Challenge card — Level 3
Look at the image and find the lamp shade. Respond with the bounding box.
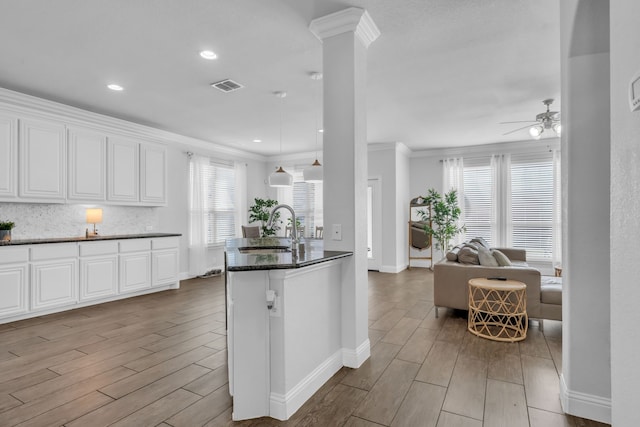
[303,159,323,182]
[269,166,293,187]
[529,125,543,139]
[86,208,103,224]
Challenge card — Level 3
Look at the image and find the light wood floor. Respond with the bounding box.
[0,269,609,427]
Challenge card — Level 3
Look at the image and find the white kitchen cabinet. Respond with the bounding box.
[0,113,18,200]
[107,136,139,203]
[19,117,66,201]
[68,127,106,201]
[0,247,29,319]
[151,237,179,287]
[79,241,118,301]
[119,239,151,293]
[140,143,167,205]
[30,243,78,311]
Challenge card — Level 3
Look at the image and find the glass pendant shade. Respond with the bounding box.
[529,125,543,139]
[303,159,323,182]
[269,166,293,187]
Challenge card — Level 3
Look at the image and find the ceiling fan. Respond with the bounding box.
[501,99,561,139]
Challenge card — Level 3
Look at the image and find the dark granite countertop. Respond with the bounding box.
[225,237,352,271]
[0,233,181,246]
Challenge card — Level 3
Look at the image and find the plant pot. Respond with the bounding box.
[0,229,11,242]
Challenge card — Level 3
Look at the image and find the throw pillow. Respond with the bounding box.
[477,245,499,266]
[492,249,512,266]
[458,247,480,265]
[464,241,480,251]
[446,245,462,261]
[470,237,490,249]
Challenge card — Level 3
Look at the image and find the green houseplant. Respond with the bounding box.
[0,220,15,242]
[418,188,465,255]
[248,198,281,237]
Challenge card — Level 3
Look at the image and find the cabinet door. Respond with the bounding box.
[0,113,18,200]
[152,249,178,287]
[68,127,106,201]
[119,253,150,293]
[107,137,139,203]
[0,264,28,318]
[80,255,118,301]
[31,259,78,311]
[19,117,66,201]
[140,143,167,205]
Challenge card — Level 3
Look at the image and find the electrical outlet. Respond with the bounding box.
[332,224,342,240]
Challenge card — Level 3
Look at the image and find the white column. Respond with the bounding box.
[560,1,611,423]
[309,8,380,368]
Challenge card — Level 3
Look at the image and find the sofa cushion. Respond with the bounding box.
[446,245,463,261]
[491,249,512,266]
[541,276,562,305]
[458,247,480,265]
[470,237,490,249]
[477,245,499,266]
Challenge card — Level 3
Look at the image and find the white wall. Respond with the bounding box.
[610,1,640,425]
[560,1,611,423]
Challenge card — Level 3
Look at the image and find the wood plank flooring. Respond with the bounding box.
[0,269,609,426]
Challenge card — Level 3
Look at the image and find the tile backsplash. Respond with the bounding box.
[0,203,159,240]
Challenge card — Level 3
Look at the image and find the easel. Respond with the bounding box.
[408,196,432,269]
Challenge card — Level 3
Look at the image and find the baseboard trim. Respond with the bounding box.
[269,349,343,420]
[379,264,407,273]
[342,338,371,368]
[560,374,611,424]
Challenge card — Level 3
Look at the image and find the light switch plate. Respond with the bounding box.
[332,224,342,240]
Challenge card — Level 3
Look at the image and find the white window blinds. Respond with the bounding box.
[277,168,323,237]
[463,157,493,246]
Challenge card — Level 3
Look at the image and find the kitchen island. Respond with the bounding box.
[225,237,353,421]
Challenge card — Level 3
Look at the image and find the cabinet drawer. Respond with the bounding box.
[119,239,151,253]
[0,246,29,264]
[152,237,179,250]
[79,241,118,257]
[30,243,77,261]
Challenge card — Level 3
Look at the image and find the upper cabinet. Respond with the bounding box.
[140,143,167,205]
[107,136,139,203]
[0,112,18,200]
[68,127,107,201]
[19,117,66,201]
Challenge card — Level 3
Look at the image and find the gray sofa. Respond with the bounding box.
[433,246,562,321]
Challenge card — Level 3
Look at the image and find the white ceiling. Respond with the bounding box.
[0,0,560,157]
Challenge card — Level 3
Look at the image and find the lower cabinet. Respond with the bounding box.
[30,243,78,312]
[79,241,119,302]
[0,236,179,323]
[0,247,29,318]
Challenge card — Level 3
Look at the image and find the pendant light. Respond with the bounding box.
[303,72,323,183]
[269,91,293,187]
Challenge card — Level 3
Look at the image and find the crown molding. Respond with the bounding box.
[0,86,266,162]
[309,7,380,48]
[409,138,561,158]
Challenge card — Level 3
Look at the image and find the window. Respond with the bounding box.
[461,151,560,262]
[191,160,237,245]
[277,168,323,237]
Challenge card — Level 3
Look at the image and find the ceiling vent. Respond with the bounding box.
[211,79,244,92]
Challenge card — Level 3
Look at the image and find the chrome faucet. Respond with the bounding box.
[266,204,298,249]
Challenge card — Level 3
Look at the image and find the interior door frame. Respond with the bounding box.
[367,177,382,271]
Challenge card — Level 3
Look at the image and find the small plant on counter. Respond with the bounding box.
[0,221,15,230]
[248,198,281,237]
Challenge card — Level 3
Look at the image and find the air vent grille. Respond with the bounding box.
[211,79,244,92]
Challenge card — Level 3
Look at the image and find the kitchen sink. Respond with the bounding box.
[237,247,290,254]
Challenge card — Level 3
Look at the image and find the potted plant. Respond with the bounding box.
[418,188,465,256]
[0,220,15,242]
[248,198,281,237]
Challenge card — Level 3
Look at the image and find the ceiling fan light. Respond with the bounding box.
[303,159,323,182]
[552,123,562,136]
[529,125,543,138]
[269,166,293,187]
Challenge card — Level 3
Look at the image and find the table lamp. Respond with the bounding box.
[86,208,103,237]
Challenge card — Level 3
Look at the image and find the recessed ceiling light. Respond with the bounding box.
[253,139,262,143]
[200,50,217,60]
[107,84,124,91]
